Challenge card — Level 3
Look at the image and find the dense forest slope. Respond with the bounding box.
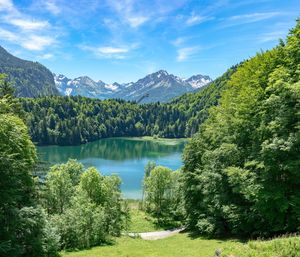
[183,19,300,237]
[22,67,234,146]
[0,46,59,97]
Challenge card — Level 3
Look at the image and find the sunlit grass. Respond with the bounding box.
[61,233,236,257]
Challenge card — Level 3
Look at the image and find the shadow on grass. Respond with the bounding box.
[62,238,117,253]
[184,229,247,244]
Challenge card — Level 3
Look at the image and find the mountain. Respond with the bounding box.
[55,70,212,103]
[115,70,212,103]
[0,46,59,97]
[54,74,121,99]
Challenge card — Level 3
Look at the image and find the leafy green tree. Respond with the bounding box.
[144,166,173,219]
[0,75,58,256]
[182,20,300,237]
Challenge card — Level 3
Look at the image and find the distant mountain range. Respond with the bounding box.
[0,46,59,97]
[0,45,212,102]
[54,70,212,103]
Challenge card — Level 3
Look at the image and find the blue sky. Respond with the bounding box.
[0,0,299,83]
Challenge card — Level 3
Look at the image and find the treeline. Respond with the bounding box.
[21,67,234,146]
[182,19,300,237]
[0,77,128,257]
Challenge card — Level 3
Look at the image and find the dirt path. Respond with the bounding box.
[127,227,185,240]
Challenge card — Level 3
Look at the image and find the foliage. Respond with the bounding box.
[223,236,300,257]
[20,65,236,146]
[143,166,185,223]
[0,46,59,97]
[0,77,58,257]
[183,19,300,237]
[43,160,127,250]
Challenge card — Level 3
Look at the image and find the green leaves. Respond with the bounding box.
[42,160,126,250]
[182,20,300,237]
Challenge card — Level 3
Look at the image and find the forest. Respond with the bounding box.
[0,19,299,257]
[21,66,236,146]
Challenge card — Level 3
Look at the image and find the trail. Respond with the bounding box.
[127,227,185,240]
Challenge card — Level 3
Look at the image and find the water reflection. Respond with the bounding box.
[37,137,186,199]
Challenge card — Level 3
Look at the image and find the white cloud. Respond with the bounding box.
[96,46,129,54]
[223,12,281,27]
[186,14,213,26]
[0,0,14,11]
[177,46,199,61]
[0,0,59,52]
[259,30,287,43]
[45,0,61,15]
[7,18,50,30]
[80,45,131,59]
[172,37,186,47]
[21,35,56,51]
[0,28,18,41]
[127,16,149,28]
[106,0,150,28]
[38,53,54,59]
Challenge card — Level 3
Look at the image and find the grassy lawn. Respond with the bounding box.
[61,234,300,257]
[61,233,236,257]
[126,200,181,232]
[223,236,300,257]
[61,202,300,257]
[128,208,162,232]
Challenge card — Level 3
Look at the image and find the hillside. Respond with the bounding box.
[21,66,234,146]
[0,46,59,97]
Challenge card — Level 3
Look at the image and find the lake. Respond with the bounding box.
[37,137,187,199]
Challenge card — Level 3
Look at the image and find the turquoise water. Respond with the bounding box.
[37,137,186,199]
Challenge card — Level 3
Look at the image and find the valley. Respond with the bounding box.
[0,1,299,256]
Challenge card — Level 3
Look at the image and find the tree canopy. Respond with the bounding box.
[182,19,300,237]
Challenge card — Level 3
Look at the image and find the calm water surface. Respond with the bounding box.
[37,137,186,199]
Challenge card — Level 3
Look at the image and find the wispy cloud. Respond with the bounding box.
[186,14,214,26]
[172,37,187,47]
[177,46,200,61]
[0,0,58,53]
[222,12,282,27]
[0,28,56,51]
[258,31,286,43]
[127,16,149,28]
[38,53,54,59]
[0,0,14,12]
[107,0,150,28]
[6,17,50,30]
[0,28,18,41]
[44,0,61,15]
[21,35,55,50]
[80,45,133,59]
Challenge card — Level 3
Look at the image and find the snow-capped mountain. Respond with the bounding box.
[54,74,121,99]
[113,70,212,103]
[184,74,212,89]
[54,70,212,103]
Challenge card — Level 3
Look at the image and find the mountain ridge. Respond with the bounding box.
[55,70,212,103]
[0,46,59,97]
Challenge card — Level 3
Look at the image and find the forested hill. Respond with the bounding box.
[0,46,59,97]
[21,66,236,146]
[183,19,300,237]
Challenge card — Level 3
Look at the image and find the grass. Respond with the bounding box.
[122,136,188,145]
[61,233,236,257]
[61,234,300,257]
[223,235,300,257]
[61,202,300,257]
[126,200,169,232]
